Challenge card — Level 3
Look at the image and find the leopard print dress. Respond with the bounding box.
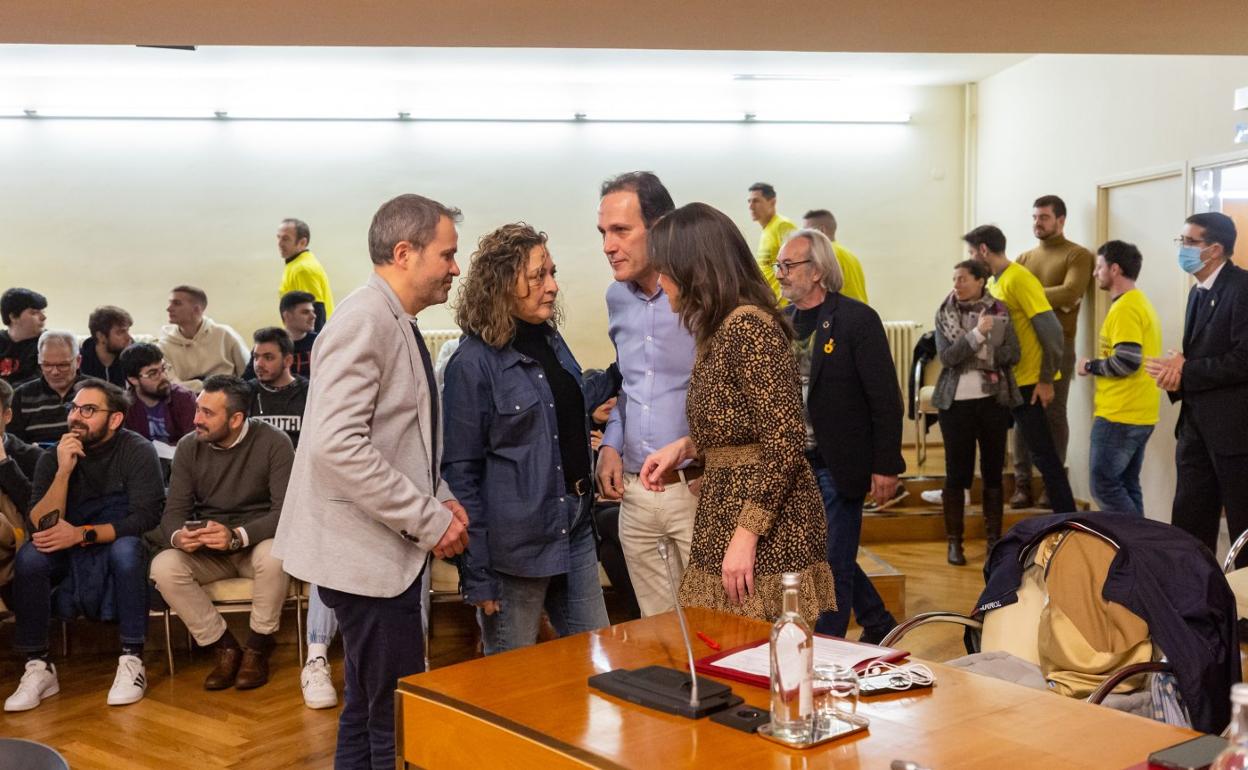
[676,306,836,625]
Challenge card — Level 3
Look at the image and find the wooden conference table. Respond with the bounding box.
[396,608,1198,769]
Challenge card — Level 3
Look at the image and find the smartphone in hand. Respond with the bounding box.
[37,511,60,532]
[185,519,209,531]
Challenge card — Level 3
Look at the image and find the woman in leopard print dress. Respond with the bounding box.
[639,203,835,625]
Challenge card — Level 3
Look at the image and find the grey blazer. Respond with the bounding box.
[273,273,454,598]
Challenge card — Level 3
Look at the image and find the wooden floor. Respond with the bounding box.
[0,540,992,769]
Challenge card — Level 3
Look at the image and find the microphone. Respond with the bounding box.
[657,536,698,709]
[588,536,742,718]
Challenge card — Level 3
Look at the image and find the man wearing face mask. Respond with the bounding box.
[1145,212,1248,565]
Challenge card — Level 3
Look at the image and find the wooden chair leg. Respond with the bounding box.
[60,621,68,657]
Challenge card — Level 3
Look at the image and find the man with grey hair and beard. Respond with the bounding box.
[778,229,905,643]
[275,194,469,769]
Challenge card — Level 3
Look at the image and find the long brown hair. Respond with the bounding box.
[647,202,790,348]
[453,223,557,349]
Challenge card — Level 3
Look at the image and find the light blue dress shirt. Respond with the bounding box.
[601,281,697,474]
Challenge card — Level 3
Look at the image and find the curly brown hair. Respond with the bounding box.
[453,223,557,349]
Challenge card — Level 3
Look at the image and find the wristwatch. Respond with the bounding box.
[80,525,97,547]
[228,529,243,551]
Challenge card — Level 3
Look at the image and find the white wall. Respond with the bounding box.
[0,85,965,368]
[975,54,1248,508]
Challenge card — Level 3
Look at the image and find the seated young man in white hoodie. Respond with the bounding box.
[158,286,249,393]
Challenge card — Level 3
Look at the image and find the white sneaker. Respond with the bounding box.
[301,657,338,709]
[920,489,972,505]
[107,654,147,706]
[4,659,59,712]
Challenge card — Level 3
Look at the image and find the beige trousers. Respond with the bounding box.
[150,538,289,646]
[618,472,699,616]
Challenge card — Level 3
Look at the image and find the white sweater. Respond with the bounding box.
[158,317,249,392]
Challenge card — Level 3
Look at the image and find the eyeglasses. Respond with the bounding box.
[40,361,74,372]
[66,403,115,418]
[138,363,174,381]
[773,259,812,276]
[1174,236,1208,247]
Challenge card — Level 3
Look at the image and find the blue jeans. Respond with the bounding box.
[12,536,148,653]
[306,585,339,647]
[478,497,609,656]
[1090,417,1154,516]
[810,464,896,638]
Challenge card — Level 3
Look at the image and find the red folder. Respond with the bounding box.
[692,633,910,690]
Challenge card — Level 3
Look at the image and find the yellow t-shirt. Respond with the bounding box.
[833,242,869,304]
[756,214,797,303]
[988,262,1057,387]
[1094,288,1162,425]
[280,250,335,320]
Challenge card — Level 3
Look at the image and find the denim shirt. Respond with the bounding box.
[441,329,618,603]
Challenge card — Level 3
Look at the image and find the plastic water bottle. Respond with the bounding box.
[1213,683,1248,770]
[770,572,814,741]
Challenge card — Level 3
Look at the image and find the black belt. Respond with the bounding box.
[568,477,592,496]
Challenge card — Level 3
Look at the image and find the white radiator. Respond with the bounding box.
[882,321,921,396]
[421,328,462,362]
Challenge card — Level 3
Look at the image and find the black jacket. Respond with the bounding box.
[976,512,1240,734]
[787,292,905,498]
[78,341,128,388]
[0,433,43,516]
[1173,262,1248,455]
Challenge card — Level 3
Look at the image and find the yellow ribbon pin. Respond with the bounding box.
[824,338,836,354]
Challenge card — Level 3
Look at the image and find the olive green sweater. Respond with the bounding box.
[160,419,294,547]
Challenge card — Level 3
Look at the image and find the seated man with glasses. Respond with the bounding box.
[119,342,196,449]
[8,330,88,447]
[5,379,164,712]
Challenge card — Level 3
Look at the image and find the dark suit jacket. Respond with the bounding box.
[1174,262,1248,455]
[788,292,906,498]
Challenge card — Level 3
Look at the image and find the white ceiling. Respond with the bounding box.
[0,46,1030,87]
[0,46,1030,121]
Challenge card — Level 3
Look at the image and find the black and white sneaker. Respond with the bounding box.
[107,654,146,706]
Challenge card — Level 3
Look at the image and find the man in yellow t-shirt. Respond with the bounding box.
[1076,241,1161,516]
[802,209,869,304]
[277,218,335,331]
[747,182,796,304]
[966,224,1076,517]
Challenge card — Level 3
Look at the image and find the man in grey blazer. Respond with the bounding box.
[274,193,468,770]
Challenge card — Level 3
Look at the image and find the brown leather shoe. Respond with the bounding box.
[234,646,271,690]
[204,646,242,690]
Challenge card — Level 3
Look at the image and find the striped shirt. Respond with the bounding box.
[10,375,86,446]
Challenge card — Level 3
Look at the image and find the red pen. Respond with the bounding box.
[696,631,721,651]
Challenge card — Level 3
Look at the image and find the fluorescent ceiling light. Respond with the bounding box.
[733,74,842,82]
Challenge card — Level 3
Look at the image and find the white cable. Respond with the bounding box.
[859,661,936,690]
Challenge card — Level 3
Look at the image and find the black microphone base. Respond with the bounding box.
[589,665,743,719]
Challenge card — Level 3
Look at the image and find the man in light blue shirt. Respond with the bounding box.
[595,172,700,616]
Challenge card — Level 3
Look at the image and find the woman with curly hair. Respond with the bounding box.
[638,203,836,625]
[441,223,620,655]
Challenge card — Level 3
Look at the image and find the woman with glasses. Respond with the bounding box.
[638,203,835,624]
[441,223,620,655]
[931,260,1020,564]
